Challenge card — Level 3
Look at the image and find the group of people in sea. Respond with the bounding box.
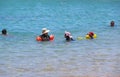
[36,20,115,41]
[1,21,115,42]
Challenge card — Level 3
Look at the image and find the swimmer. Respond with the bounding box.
[87,32,94,39]
[64,31,74,41]
[1,29,7,35]
[39,28,50,41]
[110,21,115,27]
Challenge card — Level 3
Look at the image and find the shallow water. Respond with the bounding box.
[0,0,120,77]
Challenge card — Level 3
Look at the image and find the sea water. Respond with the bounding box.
[0,0,120,77]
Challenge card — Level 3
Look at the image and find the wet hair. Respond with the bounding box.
[2,29,7,35]
[110,21,115,27]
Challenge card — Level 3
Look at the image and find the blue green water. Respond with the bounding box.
[0,0,120,77]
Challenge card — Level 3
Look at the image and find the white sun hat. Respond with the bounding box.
[42,28,50,34]
[65,31,71,36]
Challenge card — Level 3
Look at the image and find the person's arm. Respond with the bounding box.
[39,34,44,41]
[47,35,50,41]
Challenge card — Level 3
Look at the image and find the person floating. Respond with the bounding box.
[64,31,74,41]
[40,28,50,41]
[36,28,54,41]
[110,21,115,27]
[1,29,7,35]
[86,32,97,39]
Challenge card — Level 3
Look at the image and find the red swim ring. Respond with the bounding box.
[36,36,42,41]
[36,35,54,41]
[50,35,54,40]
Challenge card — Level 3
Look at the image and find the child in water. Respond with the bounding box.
[64,31,74,41]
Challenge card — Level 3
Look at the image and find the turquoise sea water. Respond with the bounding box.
[0,0,120,77]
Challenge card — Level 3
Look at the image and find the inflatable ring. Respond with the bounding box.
[93,34,97,38]
[36,36,42,41]
[49,35,54,41]
[77,36,84,40]
[85,34,97,39]
[36,35,54,41]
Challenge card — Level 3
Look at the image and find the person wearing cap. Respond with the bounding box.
[1,29,7,35]
[87,32,94,39]
[64,31,74,41]
[40,28,50,41]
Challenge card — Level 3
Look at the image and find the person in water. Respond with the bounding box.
[110,21,115,27]
[40,28,50,41]
[87,32,94,39]
[1,29,7,35]
[64,31,74,41]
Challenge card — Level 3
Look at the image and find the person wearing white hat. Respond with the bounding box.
[64,31,74,41]
[40,28,50,41]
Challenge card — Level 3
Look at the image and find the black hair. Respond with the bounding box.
[110,21,115,27]
[2,29,7,35]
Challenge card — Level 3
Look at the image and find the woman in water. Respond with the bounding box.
[39,28,50,41]
[64,31,74,41]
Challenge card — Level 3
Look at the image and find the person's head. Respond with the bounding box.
[2,29,7,35]
[42,28,50,35]
[87,32,94,39]
[88,32,94,36]
[64,31,71,41]
[110,21,115,27]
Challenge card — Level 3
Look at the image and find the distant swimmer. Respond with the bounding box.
[36,28,54,42]
[110,21,115,27]
[86,32,97,39]
[1,29,7,35]
[64,31,74,41]
[39,28,50,41]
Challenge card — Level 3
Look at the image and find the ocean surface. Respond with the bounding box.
[0,0,120,77]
